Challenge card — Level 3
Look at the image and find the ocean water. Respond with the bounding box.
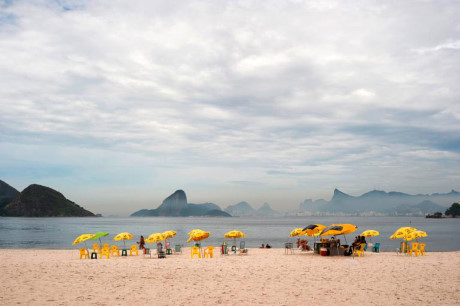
[0,216,459,252]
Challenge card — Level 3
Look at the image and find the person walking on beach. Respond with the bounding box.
[138,236,145,250]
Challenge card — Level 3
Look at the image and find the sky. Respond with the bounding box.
[0,0,459,216]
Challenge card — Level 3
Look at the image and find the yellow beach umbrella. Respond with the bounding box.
[289,228,304,237]
[162,231,177,240]
[299,224,326,237]
[320,224,358,236]
[224,230,246,239]
[187,231,210,243]
[72,234,95,248]
[146,233,165,243]
[224,230,246,248]
[320,224,358,244]
[188,229,204,236]
[360,230,380,237]
[390,227,417,239]
[114,232,133,249]
[405,231,427,241]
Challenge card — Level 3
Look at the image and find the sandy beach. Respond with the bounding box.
[1,248,459,306]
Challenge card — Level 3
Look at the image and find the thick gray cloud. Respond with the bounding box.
[0,0,459,215]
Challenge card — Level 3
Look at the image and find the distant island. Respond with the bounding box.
[131,190,283,217]
[426,202,460,218]
[131,190,231,217]
[295,188,460,217]
[0,180,95,217]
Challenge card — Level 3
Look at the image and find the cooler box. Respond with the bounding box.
[320,248,328,256]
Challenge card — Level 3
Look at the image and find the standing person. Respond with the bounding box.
[137,235,145,250]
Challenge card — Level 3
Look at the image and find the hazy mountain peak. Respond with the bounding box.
[224,201,255,216]
[256,202,280,216]
[332,188,352,200]
[360,190,387,197]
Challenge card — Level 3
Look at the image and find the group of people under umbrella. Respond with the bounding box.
[289,223,377,256]
[289,223,427,257]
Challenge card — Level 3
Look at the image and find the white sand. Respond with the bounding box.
[0,248,459,306]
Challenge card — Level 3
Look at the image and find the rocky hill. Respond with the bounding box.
[0,180,20,214]
[3,184,95,217]
[131,190,229,217]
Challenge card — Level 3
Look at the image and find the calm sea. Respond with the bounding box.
[0,216,459,252]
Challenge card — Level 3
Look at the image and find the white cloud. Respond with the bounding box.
[0,0,459,215]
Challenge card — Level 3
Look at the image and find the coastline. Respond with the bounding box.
[1,248,459,305]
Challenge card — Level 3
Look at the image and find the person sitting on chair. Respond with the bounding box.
[260,243,265,248]
[266,244,272,249]
[349,236,360,254]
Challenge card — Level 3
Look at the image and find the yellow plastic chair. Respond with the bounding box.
[409,242,419,257]
[92,243,101,254]
[353,243,366,257]
[204,246,215,258]
[103,243,109,249]
[419,243,426,256]
[129,245,138,256]
[191,246,201,259]
[100,247,110,259]
[111,245,120,256]
[79,248,89,259]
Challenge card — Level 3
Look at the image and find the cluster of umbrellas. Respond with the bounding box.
[185,229,246,248]
[72,231,178,249]
[290,224,366,244]
[389,227,427,241]
[145,231,177,244]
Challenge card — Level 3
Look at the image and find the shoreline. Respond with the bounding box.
[1,247,460,253]
[1,248,459,305]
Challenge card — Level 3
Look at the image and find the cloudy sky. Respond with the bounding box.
[1,0,459,215]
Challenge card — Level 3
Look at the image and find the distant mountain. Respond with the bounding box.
[130,209,150,217]
[224,201,255,217]
[0,180,20,214]
[298,188,460,216]
[156,190,188,216]
[256,203,281,217]
[130,190,229,217]
[3,184,95,217]
[201,209,232,217]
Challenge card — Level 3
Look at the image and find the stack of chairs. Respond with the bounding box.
[239,241,248,255]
